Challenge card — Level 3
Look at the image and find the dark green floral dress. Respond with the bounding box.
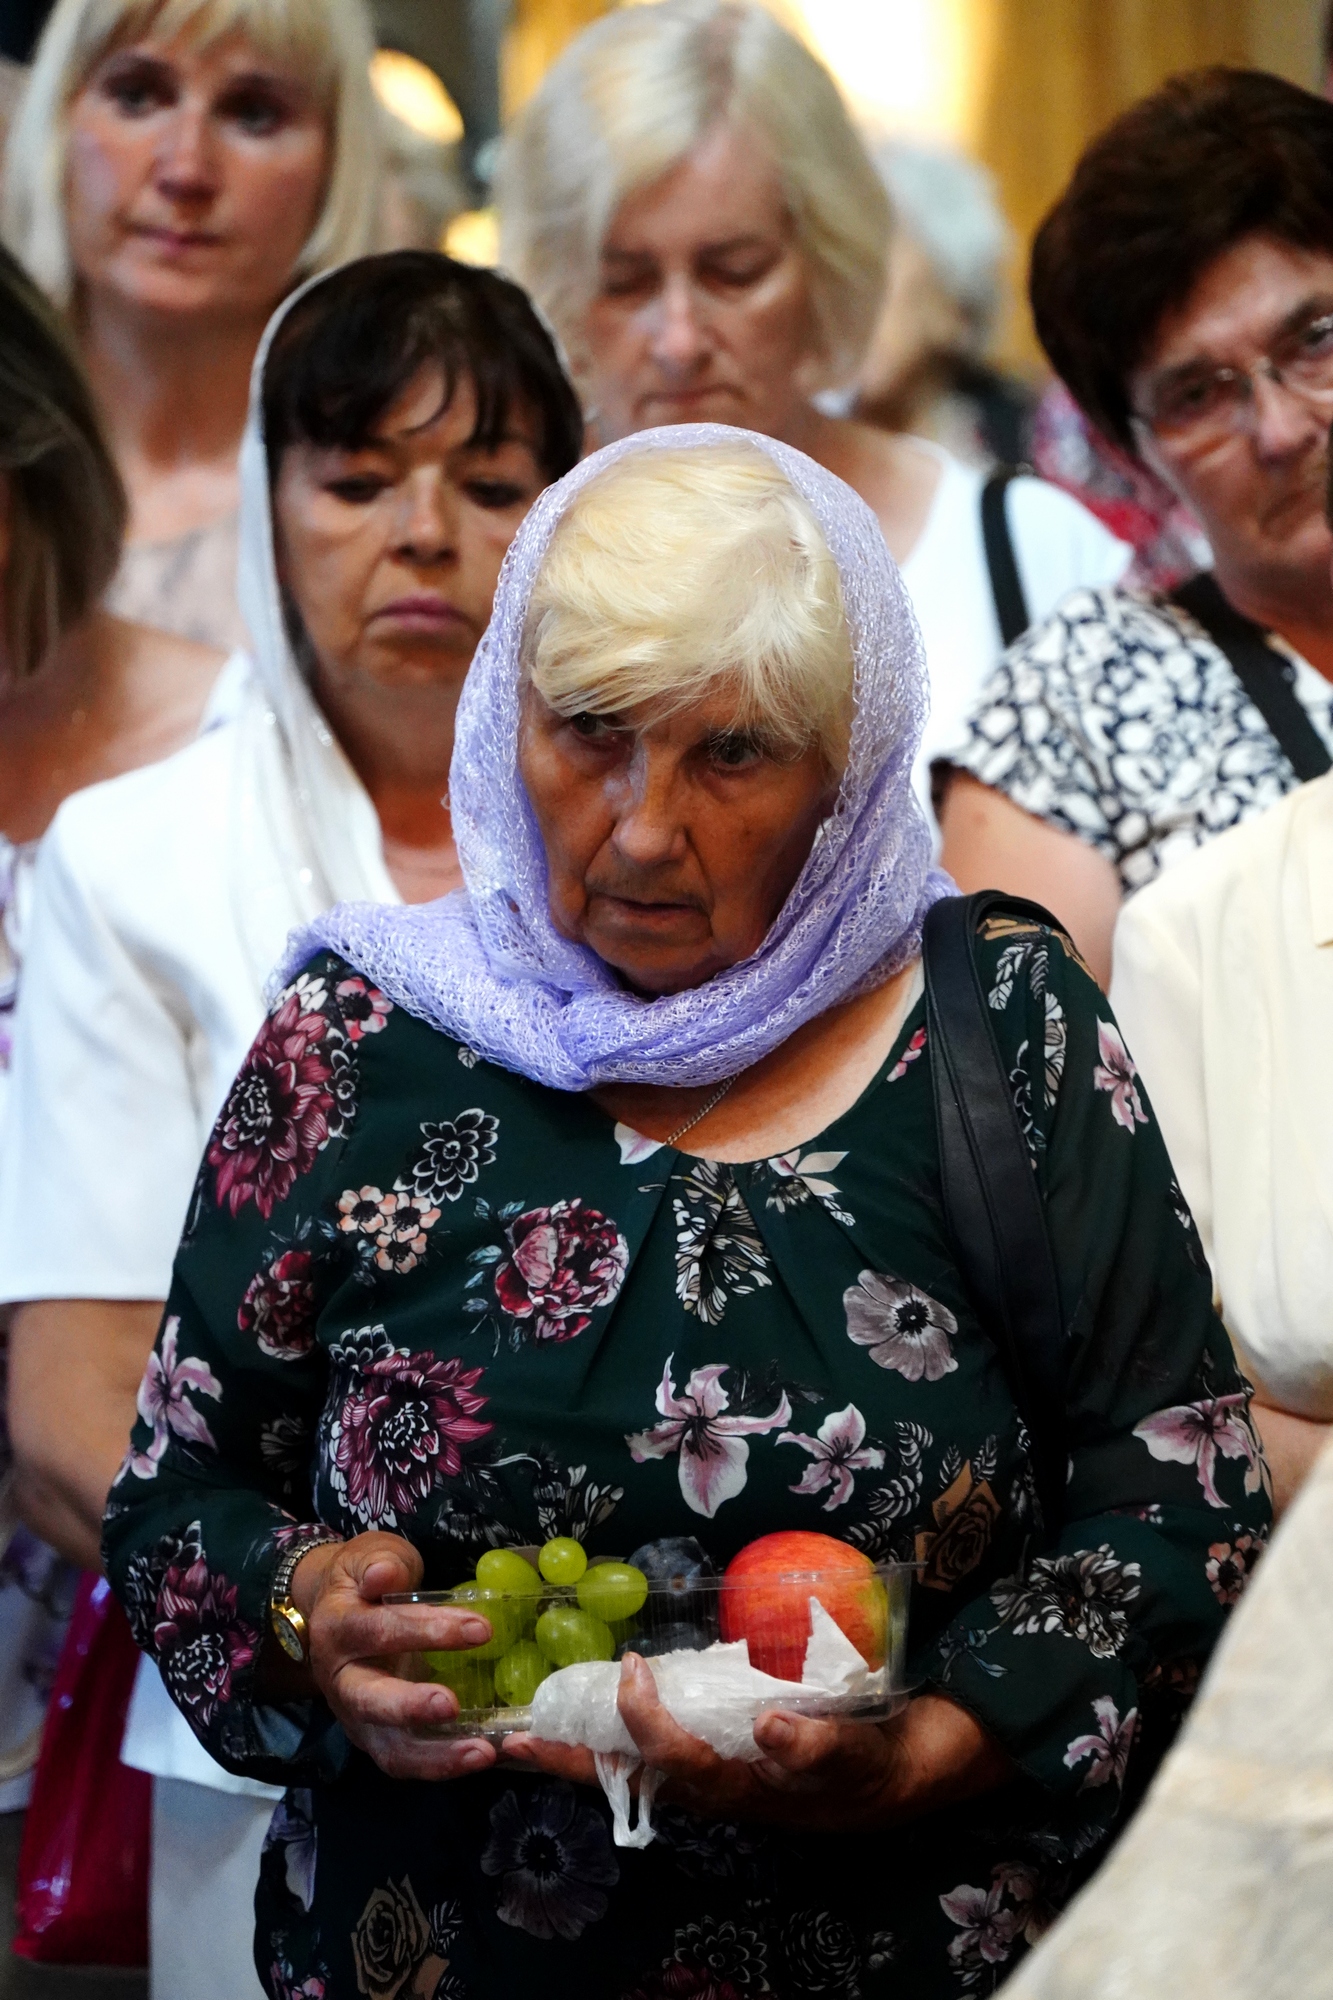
[102,915,1270,2000]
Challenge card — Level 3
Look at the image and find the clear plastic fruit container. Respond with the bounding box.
[386,1542,912,1745]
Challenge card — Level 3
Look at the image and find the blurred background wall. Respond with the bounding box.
[1,0,1325,372]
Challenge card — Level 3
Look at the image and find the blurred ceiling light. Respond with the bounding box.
[786,0,981,141]
[370,49,465,145]
[618,0,988,147]
[443,208,499,267]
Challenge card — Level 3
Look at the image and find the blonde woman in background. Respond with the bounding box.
[2,0,380,652]
[498,0,1129,831]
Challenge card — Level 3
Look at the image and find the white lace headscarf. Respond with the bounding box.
[283,423,950,1090]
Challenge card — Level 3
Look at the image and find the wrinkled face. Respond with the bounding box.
[65,27,329,320]
[273,365,546,702]
[582,120,818,445]
[1129,235,1333,592]
[518,683,837,994]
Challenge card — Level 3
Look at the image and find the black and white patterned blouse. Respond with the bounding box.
[944,584,1333,892]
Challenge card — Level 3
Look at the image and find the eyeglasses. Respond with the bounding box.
[1134,309,1333,452]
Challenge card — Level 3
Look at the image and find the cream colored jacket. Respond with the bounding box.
[1111,771,1333,1420]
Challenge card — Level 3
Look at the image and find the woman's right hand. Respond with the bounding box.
[292,1531,498,1781]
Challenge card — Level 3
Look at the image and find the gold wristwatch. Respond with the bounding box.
[270,1533,342,1664]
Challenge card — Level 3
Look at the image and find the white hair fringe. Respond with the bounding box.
[522,440,855,772]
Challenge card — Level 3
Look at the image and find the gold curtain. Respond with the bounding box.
[970,0,1289,368]
[503,0,613,116]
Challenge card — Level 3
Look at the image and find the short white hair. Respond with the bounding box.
[523,442,854,772]
[498,0,889,394]
[2,0,381,308]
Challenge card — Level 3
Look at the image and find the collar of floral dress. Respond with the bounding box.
[278,421,951,1092]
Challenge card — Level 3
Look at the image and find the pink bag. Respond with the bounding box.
[12,1571,150,1966]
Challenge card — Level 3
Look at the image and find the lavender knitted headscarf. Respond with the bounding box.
[283,423,951,1090]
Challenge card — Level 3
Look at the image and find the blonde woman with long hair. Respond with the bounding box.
[3,0,380,651]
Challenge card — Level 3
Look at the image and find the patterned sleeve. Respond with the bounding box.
[943,586,1142,865]
[919,916,1271,1841]
[101,954,387,1786]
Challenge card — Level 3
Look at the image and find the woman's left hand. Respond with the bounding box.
[501,1653,1012,1831]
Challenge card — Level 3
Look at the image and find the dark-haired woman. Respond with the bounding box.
[939,68,1333,985]
[0,249,581,1997]
[0,240,226,1830]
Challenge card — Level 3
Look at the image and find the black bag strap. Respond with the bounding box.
[980,465,1032,648]
[1172,571,1332,784]
[922,890,1067,1536]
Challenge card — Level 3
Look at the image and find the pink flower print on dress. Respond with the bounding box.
[844,1271,958,1381]
[1062,1696,1139,1791]
[371,1187,441,1275]
[887,1024,926,1083]
[207,990,335,1218]
[939,1873,1025,1979]
[238,1249,317,1359]
[626,1356,791,1518]
[329,1339,492,1527]
[1092,1020,1148,1131]
[1205,1533,1263,1604]
[1134,1392,1265,1508]
[777,1403,885,1510]
[494,1199,629,1342]
[153,1544,257,1727]
[337,1186,388,1239]
[268,1968,325,2000]
[130,1315,222,1478]
[334,975,392,1042]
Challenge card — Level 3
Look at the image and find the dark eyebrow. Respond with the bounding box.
[311,424,537,461]
[215,67,307,96]
[96,50,305,100]
[601,233,776,264]
[1145,293,1333,392]
[97,48,174,78]
[1271,293,1333,344]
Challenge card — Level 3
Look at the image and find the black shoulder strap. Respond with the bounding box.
[922,890,1067,1537]
[980,466,1032,648]
[1172,571,1332,784]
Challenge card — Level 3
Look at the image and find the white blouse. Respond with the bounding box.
[898,442,1130,828]
[1111,770,1333,1419]
[0,305,406,1799]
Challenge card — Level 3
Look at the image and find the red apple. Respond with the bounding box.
[719,1531,887,1681]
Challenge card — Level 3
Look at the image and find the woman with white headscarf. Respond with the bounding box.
[0,249,581,1999]
[101,422,1265,1999]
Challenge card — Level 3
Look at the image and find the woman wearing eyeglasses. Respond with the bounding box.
[938,69,1333,987]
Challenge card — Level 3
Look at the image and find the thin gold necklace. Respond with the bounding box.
[663,1074,740,1148]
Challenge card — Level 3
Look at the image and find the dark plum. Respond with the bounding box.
[616,1621,711,1660]
[627,1536,719,1634]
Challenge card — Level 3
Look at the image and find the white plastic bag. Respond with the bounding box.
[527,1598,884,1847]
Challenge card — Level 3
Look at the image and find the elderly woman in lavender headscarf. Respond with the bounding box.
[102,426,1265,2000]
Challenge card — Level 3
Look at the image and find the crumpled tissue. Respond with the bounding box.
[527,1598,883,1846]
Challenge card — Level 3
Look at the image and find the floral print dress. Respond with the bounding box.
[102,917,1269,2000]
